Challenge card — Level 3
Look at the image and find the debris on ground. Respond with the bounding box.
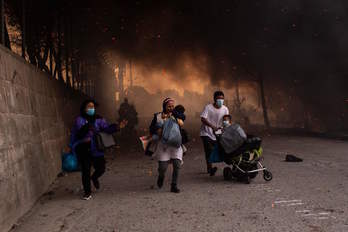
[285,154,303,162]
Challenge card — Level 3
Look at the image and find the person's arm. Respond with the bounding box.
[177,118,184,127]
[76,124,90,138]
[200,105,218,131]
[69,117,89,149]
[201,117,218,131]
[100,118,128,134]
[75,118,91,139]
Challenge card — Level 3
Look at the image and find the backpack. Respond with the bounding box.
[161,117,182,148]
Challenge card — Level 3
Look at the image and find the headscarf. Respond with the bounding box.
[79,99,99,123]
[162,97,174,113]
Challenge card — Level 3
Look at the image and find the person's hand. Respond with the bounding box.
[63,146,72,153]
[157,128,163,137]
[119,119,128,129]
[212,126,219,132]
[87,122,95,132]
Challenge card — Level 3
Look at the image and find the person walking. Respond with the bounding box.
[200,91,229,176]
[150,98,184,193]
[70,99,127,200]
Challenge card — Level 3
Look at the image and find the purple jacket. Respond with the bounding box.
[70,116,118,157]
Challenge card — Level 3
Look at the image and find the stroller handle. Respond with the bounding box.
[213,128,223,140]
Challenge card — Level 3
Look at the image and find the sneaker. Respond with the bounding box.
[171,184,180,193]
[92,177,100,190]
[82,193,92,200]
[209,167,218,176]
[157,176,164,189]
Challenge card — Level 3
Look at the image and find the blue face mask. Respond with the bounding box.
[223,120,231,128]
[216,99,224,108]
[86,108,95,116]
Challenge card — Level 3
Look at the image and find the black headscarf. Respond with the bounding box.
[79,99,99,123]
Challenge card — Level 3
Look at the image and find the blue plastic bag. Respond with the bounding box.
[209,144,223,163]
[161,117,182,148]
[62,152,79,172]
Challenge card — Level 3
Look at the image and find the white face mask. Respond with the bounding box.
[216,99,224,107]
[223,120,231,127]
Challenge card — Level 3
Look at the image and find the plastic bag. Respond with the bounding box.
[161,117,182,148]
[220,123,247,154]
[62,152,79,172]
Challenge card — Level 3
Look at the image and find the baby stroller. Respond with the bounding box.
[210,125,273,184]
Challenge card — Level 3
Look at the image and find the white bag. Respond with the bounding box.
[139,136,151,151]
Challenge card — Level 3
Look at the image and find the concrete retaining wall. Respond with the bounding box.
[0,45,85,232]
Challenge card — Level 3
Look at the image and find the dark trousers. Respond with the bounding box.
[201,136,217,170]
[76,143,105,194]
[158,159,181,185]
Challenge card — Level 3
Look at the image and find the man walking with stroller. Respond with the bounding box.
[200,91,229,176]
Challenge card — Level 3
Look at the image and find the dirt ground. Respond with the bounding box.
[10,135,348,232]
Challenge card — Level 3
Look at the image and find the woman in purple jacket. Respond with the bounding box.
[70,99,127,200]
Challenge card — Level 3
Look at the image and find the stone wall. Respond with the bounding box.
[0,45,85,232]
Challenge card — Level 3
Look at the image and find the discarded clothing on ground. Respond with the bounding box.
[285,154,303,162]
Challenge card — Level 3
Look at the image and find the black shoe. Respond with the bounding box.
[209,167,218,176]
[82,193,92,200]
[207,165,212,173]
[171,184,180,193]
[157,176,164,189]
[92,177,100,190]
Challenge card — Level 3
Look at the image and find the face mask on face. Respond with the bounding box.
[86,108,95,116]
[216,99,224,107]
[223,120,231,128]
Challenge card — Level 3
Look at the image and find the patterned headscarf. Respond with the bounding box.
[162,97,174,113]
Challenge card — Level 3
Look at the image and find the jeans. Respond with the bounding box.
[201,136,217,170]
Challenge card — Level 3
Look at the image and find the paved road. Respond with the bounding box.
[11,136,348,232]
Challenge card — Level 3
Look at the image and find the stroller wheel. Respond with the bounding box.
[223,167,233,181]
[263,170,273,181]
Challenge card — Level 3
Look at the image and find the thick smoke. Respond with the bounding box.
[71,0,348,131]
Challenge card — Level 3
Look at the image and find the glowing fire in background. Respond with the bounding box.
[112,53,263,124]
[121,54,211,96]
